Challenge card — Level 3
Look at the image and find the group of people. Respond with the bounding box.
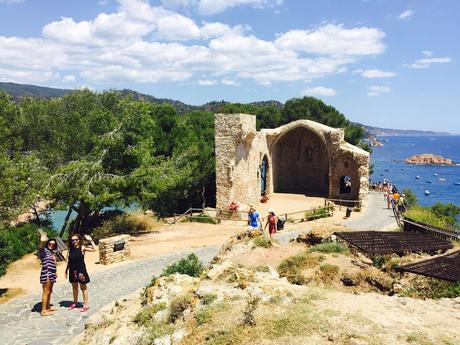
[39,232,95,316]
[379,179,407,213]
[247,206,279,239]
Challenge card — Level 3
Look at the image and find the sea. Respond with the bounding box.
[370,135,460,207]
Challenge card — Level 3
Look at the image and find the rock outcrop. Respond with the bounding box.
[405,153,455,166]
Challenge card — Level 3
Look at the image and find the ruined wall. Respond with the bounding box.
[215,114,369,210]
[215,114,260,209]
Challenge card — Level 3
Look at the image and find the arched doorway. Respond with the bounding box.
[273,126,329,197]
[260,155,268,196]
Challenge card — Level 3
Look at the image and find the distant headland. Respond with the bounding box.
[405,153,456,166]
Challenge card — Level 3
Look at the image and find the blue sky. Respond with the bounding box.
[0,0,459,132]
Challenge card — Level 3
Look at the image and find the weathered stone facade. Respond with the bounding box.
[215,113,369,209]
[98,234,130,265]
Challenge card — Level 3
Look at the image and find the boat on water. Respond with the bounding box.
[416,176,421,179]
[426,180,433,184]
[454,182,460,186]
[433,173,438,177]
[439,178,446,182]
[425,190,430,195]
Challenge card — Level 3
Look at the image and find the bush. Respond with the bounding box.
[186,214,217,224]
[305,207,330,220]
[401,188,417,208]
[92,212,160,241]
[169,293,195,323]
[253,236,272,248]
[0,223,56,277]
[201,293,218,305]
[404,206,451,230]
[318,264,340,283]
[401,278,460,299]
[161,253,204,278]
[195,307,213,326]
[134,302,167,326]
[308,242,347,254]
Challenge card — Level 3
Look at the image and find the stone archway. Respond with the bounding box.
[273,126,330,197]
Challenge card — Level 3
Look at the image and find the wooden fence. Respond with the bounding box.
[402,218,460,242]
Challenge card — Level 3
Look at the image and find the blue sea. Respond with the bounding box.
[371,135,460,207]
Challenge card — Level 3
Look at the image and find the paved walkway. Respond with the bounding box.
[0,229,310,345]
[344,191,397,231]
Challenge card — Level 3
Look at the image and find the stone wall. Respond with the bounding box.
[98,234,130,265]
[215,114,370,210]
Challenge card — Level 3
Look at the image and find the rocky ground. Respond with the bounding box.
[72,232,460,345]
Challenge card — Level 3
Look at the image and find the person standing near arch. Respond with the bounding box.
[264,209,278,240]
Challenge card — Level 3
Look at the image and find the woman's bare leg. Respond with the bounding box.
[80,283,89,306]
[41,281,51,315]
[46,282,54,310]
[72,282,79,304]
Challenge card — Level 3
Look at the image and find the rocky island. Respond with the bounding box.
[406,153,456,165]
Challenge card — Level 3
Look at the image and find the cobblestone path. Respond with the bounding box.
[0,228,309,345]
[344,191,397,231]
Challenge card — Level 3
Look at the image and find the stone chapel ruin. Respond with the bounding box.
[215,113,369,209]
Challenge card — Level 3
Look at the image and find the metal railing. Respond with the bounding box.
[324,198,362,211]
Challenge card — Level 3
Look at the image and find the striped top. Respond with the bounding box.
[40,248,57,284]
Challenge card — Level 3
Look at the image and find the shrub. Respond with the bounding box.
[305,207,330,220]
[92,212,160,241]
[169,293,195,323]
[317,264,340,283]
[401,188,417,208]
[187,214,217,224]
[134,302,167,326]
[0,223,56,277]
[404,206,451,230]
[195,307,213,326]
[201,293,218,305]
[243,294,260,326]
[161,253,204,278]
[140,276,158,306]
[253,236,272,248]
[308,242,347,254]
[401,278,460,299]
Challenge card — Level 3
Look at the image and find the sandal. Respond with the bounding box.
[41,311,53,316]
[80,305,89,312]
[67,303,77,310]
[49,307,57,312]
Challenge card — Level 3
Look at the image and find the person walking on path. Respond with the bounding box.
[264,209,278,240]
[65,234,96,312]
[39,233,58,316]
[247,206,262,231]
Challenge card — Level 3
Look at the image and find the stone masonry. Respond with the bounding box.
[215,113,369,210]
[99,234,130,265]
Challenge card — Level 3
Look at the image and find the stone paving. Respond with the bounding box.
[344,191,397,231]
[0,229,310,345]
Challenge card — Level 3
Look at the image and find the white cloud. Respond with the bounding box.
[407,57,452,69]
[398,9,415,21]
[275,24,385,56]
[422,50,433,57]
[0,0,24,4]
[301,86,336,97]
[0,0,387,88]
[62,75,76,83]
[221,78,240,86]
[367,85,391,96]
[357,69,396,78]
[198,0,282,16]
[198,79,217,85]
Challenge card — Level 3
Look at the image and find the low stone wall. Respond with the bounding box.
[98,234,130,265]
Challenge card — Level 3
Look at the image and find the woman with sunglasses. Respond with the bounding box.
[65,233,96,312]
[39,232,58,316]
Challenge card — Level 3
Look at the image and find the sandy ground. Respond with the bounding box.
[0,193,373,303]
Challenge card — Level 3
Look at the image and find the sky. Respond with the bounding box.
[0,0,459,133]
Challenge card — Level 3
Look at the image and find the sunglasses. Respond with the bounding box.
[71,238,79,242]
[48,242,56,247]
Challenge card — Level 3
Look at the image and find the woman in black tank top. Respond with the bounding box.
[65,234,96,312]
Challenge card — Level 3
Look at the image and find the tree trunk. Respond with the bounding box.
[31,204,41,225]
[201,184,206,209]
[59,206,73,238]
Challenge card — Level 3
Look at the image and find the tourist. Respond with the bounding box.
[65,234,96,312]
[264,209,278,240]
[397,194,407,213]
[39,232,57,316]
[247,206,262,231]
